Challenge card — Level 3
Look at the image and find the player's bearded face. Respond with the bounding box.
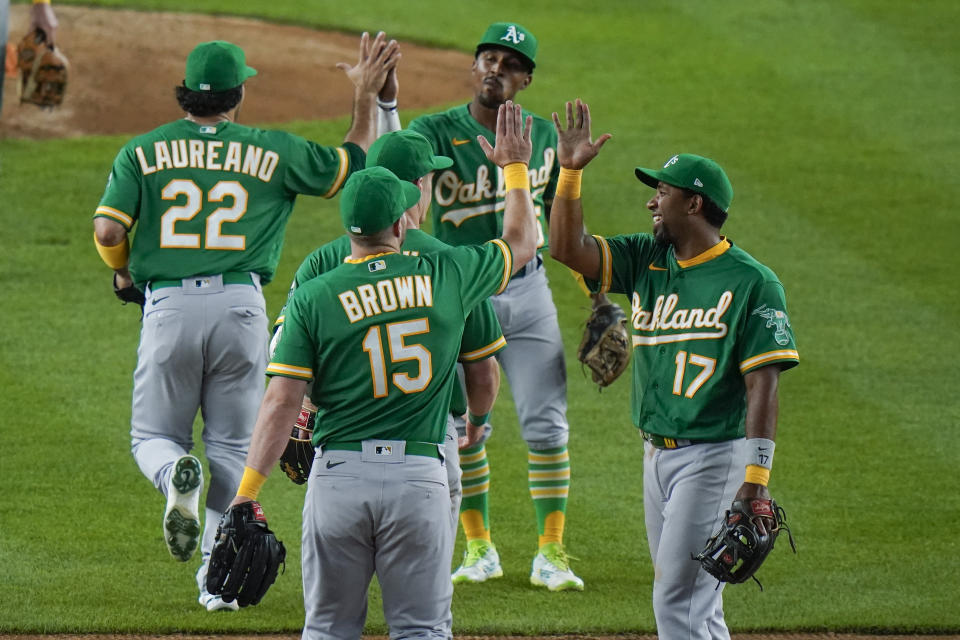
[472,48,531,109]
[648,183,683,246]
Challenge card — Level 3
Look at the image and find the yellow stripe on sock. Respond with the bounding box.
[539,511,566,547]
[528,451,570,464]
[460,509,491,542]
[462,482,490,498]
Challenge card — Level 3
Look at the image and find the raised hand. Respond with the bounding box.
[336,31,401,96]
[477,100,533,167]
[552,99,612,170]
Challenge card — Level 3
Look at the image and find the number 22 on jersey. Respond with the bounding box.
[362,318,433,397]
[160,179,248,250]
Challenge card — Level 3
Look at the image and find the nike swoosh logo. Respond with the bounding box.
[452,138,471,146]
[648,263,667,271]
[325,460,346,469]
[152,296,170,305]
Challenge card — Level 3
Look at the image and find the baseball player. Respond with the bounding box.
[227,101,538,638]
[91,36,398,611]
[380,20,590,591]
[1,0,58,111]
[548,100,799,639]
[271,129,505,537]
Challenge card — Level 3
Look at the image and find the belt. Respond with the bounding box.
[639,430,699,450]
[149,271,256,290]
[512,254,543,279]
[323,440,441,459]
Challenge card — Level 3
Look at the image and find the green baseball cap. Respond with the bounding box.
[635,153,734,212]
[185,41,257,92]
[476,22,537,70]
[340,166,422,235]
[366,130,453,182]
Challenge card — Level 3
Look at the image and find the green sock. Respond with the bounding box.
[528,446,570,545]
[459,444,491,537]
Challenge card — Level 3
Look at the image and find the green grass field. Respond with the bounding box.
[1,0,958,634]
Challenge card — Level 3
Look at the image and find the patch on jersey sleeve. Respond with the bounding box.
[752,304,792,346]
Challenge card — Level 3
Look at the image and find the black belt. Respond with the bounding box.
[639,430,700,450]
[513,254,543,279]
[323,440,441,459]
[149,271,256,290]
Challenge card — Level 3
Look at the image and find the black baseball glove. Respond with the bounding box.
[206,500,286,607]
[577,303,630,387]
[113,273,145,309]
[279,407,316,485]
[694,498,796,589]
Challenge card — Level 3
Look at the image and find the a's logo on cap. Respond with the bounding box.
[664,155,679,168]
[199,83,211,91]
[368,260,386,273]
[694,178,704,187]
[501,25,525,44]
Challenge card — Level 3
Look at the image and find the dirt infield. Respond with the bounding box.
[3,635,960,640]
[1,5,472,139]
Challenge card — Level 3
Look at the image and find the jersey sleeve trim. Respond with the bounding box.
[273,314,285,328]
[94,205,134,230]
[489,239,513,294]
[593,234,612,294]
[266,362,313,380]
[322,147,350,199]
[739,349,800,373]
[460,335,507,362]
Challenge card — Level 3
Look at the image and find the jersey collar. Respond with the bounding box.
[675,237,731,269]
[343,251,398,264]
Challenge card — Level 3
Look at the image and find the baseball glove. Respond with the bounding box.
[279,407,316,485]
[207,501,286,607]
[577,303,630,387]
[16,29,68,108]
[113,273,145,309]
[694,498,796,589]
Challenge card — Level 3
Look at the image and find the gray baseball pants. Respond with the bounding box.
[301,441,453,640]
[130,275,268,561]
[489,258,568,449]
[643,437,744,640]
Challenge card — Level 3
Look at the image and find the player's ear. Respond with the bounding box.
[521,74,533,91]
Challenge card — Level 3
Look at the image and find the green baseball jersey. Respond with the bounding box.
[587,236,799,441]
[273,229,507,416]
[268,241,513,445]
[94,118,363,288]
[409,104,558,252]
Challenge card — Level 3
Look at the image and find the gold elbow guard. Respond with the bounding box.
[94,232,130,270]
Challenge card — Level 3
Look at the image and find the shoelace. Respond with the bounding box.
[463,542,492,567]
[543,545,579,571]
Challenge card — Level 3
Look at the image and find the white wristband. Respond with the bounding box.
[377,97,398,111]
[746,438,775,470]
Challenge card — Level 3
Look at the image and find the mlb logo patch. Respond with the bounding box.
[368,260,387,273]
[375,445,393,456]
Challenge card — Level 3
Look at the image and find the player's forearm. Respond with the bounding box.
[463,360,499,417]
[548,196,601,280]
[743,365,781,441]
[244,376,308,477]
[343,89,378,151]
[500,181,537,273]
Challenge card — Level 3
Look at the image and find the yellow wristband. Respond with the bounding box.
[744,464,771,486]
[556,167,582,199]
[236,466,267,500]
[94,232,130,270]
[503,162,530,192]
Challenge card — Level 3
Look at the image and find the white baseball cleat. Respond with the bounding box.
[530,542,584,592]
[163,455,202,562]
[196,564,239,612]
[452,539,503,584]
